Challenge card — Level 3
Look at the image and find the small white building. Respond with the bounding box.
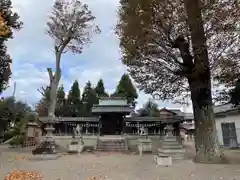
[214,103,240,147]
[164,104,240,147]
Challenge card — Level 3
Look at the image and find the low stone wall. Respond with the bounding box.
[39,135,162,152]
[39,136,98,149]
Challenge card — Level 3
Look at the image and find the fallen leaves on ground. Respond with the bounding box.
[88,176,97,180]
[87,176,108,180]
[7,155,27,163]
[14,155,26,161]
[4,170,42,180]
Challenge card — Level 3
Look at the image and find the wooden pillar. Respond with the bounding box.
[64,123,67,136]
[175,122,180,136]
[137,122,140,135]
[85,123,88,135]
[159,124,165,136]
[122,116,125,135]
[98,121,101,136]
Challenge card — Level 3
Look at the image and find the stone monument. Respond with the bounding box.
[139,126,145,135]
[138,126,152,156]
[68,126,84,154]
[76,124,81,136]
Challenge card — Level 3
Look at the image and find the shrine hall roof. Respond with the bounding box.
[92,105,133,113]
[126,116,184,123]
[38,117,99,123]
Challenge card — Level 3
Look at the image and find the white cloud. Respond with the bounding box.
[2,63,49,105]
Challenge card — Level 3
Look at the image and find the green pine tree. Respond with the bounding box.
[95,79,109,97]
[82,81,98,116]
[111,74,138,107]
[55,84,67,116]
[67,80,82,117]
[137,99,159,117]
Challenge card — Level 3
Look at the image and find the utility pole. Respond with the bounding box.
[12,82,16,98]
[12,82,16,127]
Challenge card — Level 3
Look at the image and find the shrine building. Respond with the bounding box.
[38,97,193,136]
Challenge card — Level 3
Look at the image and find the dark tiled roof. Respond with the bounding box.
[125,116,184,123]
[92,105,133,113]
[159,108,176,114]
[213,103,238,114]
[169,109,183,115]
[99,97,127,100]
[38,117,99,123]
[183,113,194,120]
[159,108,194,120]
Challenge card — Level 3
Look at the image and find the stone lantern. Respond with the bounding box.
[26,122,41,138]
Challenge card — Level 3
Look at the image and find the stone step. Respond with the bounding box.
[162,140,182,144]
[158,148,185,154]
[97,140,128,152]
[99,139,125,141]
[97,143,126,145]
[162,143,183,147]
[97,146,126,149]
[161,145,184,149]
[164,137,178,141]
[97,148,126,151]
[97,147,126,150]
[97,149,127,152]
[162,140,180,144]
[97,146,126,148]
[98,143,126,145]
[96,149,128,152]
[98,141,125,143]
[98,145,126,148]
[158,152,185,160]
[97,144,126,146]
[97,145,127,147]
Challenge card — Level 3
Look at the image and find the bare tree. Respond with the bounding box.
[46,0,100,118]
[116,0,239,163]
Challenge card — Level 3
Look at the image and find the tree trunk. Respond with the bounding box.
[48,79,59,117]
[47,52,62,118]
[190,80,226,163]
[183,0,227,163]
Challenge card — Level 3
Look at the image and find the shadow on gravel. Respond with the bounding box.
[0,145,35,154]
[183,141,240,164]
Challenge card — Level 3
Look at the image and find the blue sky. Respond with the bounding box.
[3,0,192,112]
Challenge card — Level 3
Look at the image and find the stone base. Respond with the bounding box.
[32,139,64,155]
[157,148,185,160]
[138,138,152,156]
[68,140,84,154]
[154,155,172,166]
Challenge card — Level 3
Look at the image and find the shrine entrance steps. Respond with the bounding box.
[96,136,128,152]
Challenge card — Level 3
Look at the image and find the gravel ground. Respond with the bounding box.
[0,145,240,180]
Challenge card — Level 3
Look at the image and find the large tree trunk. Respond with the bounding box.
[183,0,226,163]
[48,78,59,117]
[189,80,225,163]
[47,52,62,118]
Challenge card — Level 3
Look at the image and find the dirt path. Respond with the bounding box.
[0,145,240,180]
